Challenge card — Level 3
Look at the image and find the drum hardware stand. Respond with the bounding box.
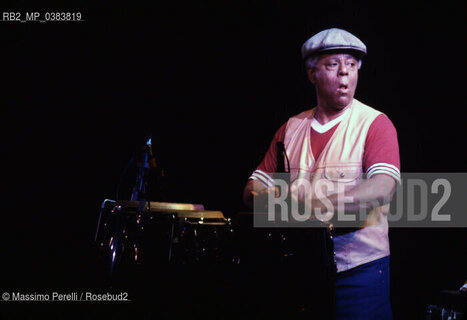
[108,204,125,278]
[167,213,176,262]
[95,199,116,243]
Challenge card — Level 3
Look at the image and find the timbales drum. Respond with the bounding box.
[95,200,234,278]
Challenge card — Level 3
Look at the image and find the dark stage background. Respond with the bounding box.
[1,1,466,319]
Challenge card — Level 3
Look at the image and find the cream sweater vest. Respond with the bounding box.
[284,99,390,272]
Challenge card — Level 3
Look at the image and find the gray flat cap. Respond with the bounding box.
[301,28,367,60]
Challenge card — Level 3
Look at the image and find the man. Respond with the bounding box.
[243,28,400,319]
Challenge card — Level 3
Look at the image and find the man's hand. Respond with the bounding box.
[288,174,396,224]
[243,179,279,209]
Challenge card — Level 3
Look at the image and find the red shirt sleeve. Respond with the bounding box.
[363,114,401,182]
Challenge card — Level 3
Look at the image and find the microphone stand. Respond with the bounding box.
[130,137,152,270]
[129,135,174,262]
[131,136,153,209]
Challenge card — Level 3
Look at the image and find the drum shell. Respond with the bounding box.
[98,206,234,278]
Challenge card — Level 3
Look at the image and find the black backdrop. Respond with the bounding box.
[1,1,466,319]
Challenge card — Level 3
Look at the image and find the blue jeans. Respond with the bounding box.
[335,256,392,320]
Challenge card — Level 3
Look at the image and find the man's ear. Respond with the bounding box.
[307,68,316,84]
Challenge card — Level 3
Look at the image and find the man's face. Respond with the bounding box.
[308,53,359,110]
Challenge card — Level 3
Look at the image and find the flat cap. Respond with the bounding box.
[301,28,367,60]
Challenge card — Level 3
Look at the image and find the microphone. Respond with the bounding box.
[142,135,151,169]
[131,134,154,201]
[276,142,290,173]
[145,134,157,169]
[276,142,285,173]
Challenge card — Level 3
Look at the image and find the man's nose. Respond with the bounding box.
[338,62,348,76]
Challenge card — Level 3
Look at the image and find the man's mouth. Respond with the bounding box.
[337,84,349,93]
